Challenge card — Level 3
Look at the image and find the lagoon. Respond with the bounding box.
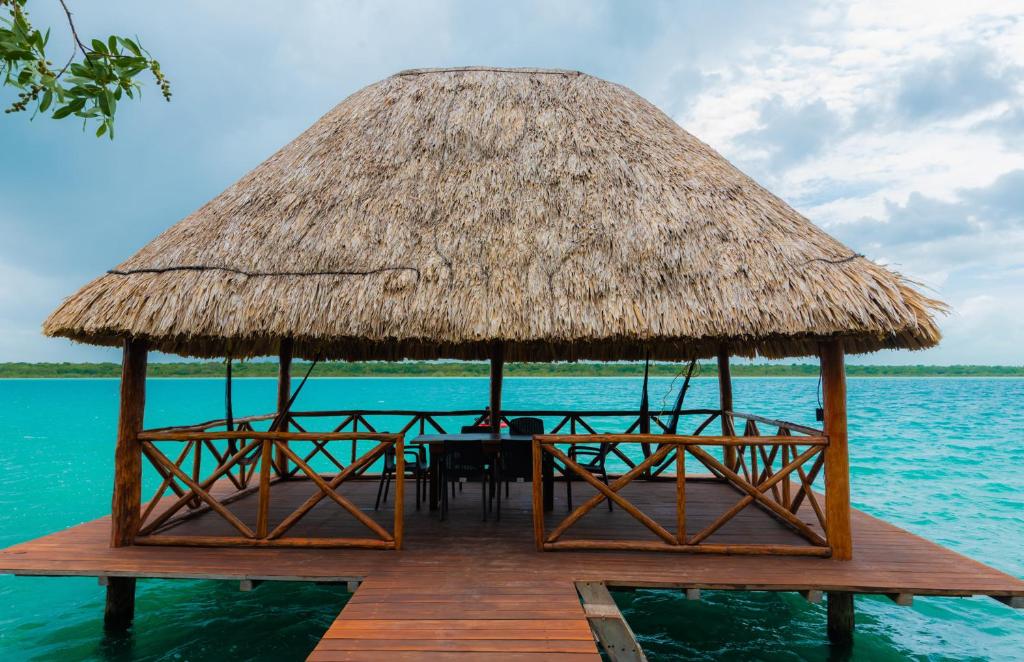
[0,376,1021,660]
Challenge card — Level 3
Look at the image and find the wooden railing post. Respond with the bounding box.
[532,438,544,550]
[111,337,147,547]
[717,346,737,470]
[276,338,292,476]
[821,340,852,560]
[676,444,686,544]
[256,438,272,538]
[393,435,405,550]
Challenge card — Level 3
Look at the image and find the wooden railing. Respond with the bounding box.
[134,429,404,549]
[532,421,831,557]
[279,408,724,471]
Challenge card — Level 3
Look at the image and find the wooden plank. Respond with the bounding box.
[576,581,646,662]
[309,574,599,660]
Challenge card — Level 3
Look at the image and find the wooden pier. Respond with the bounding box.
[3,478,1021,659]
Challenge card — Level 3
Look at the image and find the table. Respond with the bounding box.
[409,433,555,511]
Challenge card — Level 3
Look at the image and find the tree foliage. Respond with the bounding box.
[0,0,170,138]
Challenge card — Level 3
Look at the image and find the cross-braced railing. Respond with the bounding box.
[134,430,404,549]
[532,426,831,556]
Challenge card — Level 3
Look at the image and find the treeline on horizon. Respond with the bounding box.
[1,361,1022,378]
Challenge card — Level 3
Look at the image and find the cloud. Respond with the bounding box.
[736,96,843,169]
[894,46,1021,120]
[835,169,1024,250]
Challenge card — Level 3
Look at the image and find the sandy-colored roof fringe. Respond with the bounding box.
[44,66,944,361]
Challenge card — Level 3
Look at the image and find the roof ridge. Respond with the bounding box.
[395,66,584,77]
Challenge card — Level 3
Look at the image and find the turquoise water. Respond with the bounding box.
[0,376,1021,660]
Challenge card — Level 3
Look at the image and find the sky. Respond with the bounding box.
[1,0,1022,365]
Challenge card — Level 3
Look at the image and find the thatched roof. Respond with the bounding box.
[44,66,943,361]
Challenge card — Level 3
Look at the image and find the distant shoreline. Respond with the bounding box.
[1,361,1021,378]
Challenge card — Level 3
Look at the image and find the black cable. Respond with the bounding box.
[802,253,864,266]
[107,264,420,279]
[270,356,320,431]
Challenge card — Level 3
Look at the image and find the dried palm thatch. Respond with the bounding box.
[44,67,943,361]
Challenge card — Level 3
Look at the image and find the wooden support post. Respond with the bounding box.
[800,589,823,604]
[104,577,136,632]
[717,346,736,470]
[111,338,147,547]
[239,579,262,592]
[276,338,293,476]
[489,341,504,433]
[820,340,852,560]
[684,588,701,601]
[576,581,647,662]
[826,591,854,647]
[886,593,913,606]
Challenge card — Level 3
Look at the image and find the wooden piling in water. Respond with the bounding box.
[827,591,854,647]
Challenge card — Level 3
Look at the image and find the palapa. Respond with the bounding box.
[44,67,943,361]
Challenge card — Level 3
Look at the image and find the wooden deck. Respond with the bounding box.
[2,478,1022,659]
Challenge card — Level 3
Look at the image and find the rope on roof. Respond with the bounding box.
[802,253,864,266]
[107,265,421,279]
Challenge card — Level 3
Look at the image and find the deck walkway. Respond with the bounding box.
[2,478,1022,659]
[309,574,598,660]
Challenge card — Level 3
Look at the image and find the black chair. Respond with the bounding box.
[566,443,613,512]
[449,424,492,496]
[440,440,495,521]
[509,417,544,437]
[375,444,429,511]
[496,417,545,503]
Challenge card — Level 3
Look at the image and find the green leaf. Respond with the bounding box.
[103,88,116,116]
[108,35,118,54]
[120,37,141,57]
[91,38,107,54]
[39,89,52,112]
[51,104,75,119]
[96,122,107,137]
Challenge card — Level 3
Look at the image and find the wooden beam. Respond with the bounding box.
[886,592,913,606]
[717,345,736,469]
[800,589,823,604]
[826,591,854,647]
[239,579,262,592]
[111,338,147,547]
[276,338,293,475]
[489,341,504,433]
[821,340,853,560]
[576,581,647,662]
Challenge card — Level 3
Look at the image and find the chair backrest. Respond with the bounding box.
[461,424,491,434]
[382,446,396,472]
[509,417,544,436]
[500,440,533,480]
[444,440,487,477]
